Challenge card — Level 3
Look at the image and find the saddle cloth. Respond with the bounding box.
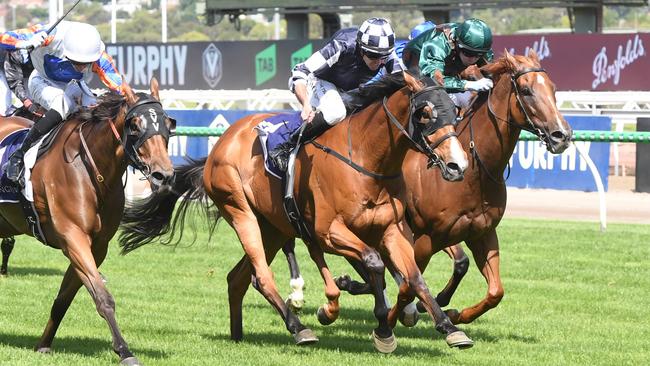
[0,129,49,203]
[255,112,303,179]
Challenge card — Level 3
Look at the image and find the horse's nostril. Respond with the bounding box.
[447,162,461,174]
[151,171,165,183]
[551,130,567,142]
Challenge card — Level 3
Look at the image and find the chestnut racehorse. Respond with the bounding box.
[0,79,175,366]
[284,50,573,326]
[119,72,474,352]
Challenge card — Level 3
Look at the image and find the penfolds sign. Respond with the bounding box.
[493,33,649,91]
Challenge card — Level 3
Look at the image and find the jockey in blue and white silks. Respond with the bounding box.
[0,21,125,185]
[271,17,405,172]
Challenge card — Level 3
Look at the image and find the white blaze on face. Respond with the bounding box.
[448,139,469,172]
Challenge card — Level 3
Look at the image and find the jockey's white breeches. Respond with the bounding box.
[449,90,473,109]
[28,70,96,119]
[306,75,347,125]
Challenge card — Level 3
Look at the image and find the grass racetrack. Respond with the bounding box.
[0,218,648,366]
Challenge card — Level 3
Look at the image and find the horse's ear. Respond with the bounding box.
[503,49,518,72]
[527,48,540,65]
[403,71,423,92]
[150,77,160,101]
[122,76,137,105]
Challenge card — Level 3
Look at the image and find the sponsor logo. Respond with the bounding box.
[256,44,277,86]
[106,45,187,87]
[291,43,312,68]
[203,43,223,88]
[507,36,551,60]
[592,34,645,89]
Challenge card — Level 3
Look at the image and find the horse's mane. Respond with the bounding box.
[76,91,127,124]
[356,72,407,103]
[480,53,539,80]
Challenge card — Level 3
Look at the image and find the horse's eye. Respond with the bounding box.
[520,87,533,96]
[129,121,140,133]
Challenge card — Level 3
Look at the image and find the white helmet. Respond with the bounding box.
[63,22,105,63]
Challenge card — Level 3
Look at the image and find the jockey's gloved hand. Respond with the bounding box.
[464,78,494,92]
[23,99,41,114]
[17,31,47,50]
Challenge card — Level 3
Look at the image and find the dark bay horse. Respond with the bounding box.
[0,78,175,366]
[284,50,573,326]
[119,72,473,352]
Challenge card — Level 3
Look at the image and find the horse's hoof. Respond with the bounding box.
[398,306,419,328]
[36,347,52,354]
[294,328,318,345]
[372,330,397,354]
[316,306,335,326]
[334,274,351,290]
[120,356,143,366]
[415,300,426,313]
[446,330,473,349]
[445,308,461,324]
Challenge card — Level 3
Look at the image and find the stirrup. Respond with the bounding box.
[4,159,25,186]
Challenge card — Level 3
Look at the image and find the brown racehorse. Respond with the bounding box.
[1,105,44,276]
[0,78,175,366]
[283,50,573,326]
[119,72,474,352]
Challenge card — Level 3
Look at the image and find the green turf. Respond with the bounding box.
[0,218,648,366]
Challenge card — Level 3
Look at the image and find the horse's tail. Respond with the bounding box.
[119,157,217,254]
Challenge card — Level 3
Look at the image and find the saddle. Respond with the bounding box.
[254,113,313,242]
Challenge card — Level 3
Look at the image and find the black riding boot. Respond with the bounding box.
[269,112,331,172]
[4,109,63,185]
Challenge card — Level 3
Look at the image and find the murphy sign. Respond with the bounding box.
[97,32,648,91]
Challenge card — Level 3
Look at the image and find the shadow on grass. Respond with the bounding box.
[202,330,446,356]
[1,266,65,277]
[223,303,538,350]
[0,332,168,359]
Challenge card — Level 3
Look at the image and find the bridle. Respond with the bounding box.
[487,67,551,145]
[79,94,175,185]
[467,66,549,185]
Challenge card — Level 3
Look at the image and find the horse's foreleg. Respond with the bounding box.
[383,223,473,349]
[435,243,470,307]
[328,220,395,353]
[1,237,15,276]
[451,229,503,324]
[46,234,139,364]
[282,240,305,311]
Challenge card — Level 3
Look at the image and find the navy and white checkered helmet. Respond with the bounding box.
[356,17,395,56]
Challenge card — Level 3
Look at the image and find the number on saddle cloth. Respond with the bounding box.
[255,111,304,178]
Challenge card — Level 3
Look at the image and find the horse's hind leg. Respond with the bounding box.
[220,205,316,345]
[435,244,470,307]
[39,233,140,365]
[383,223,473,349]
[1,237,15,276]
[448,229,503,324]
[282,240,305,312]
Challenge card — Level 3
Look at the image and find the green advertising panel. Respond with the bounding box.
[256,44,277,86]
[290,43,312,69]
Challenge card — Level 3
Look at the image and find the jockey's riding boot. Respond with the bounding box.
[4,109,63,185]
[269,112,331,172]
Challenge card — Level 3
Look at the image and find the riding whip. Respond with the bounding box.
[47,0,83,34]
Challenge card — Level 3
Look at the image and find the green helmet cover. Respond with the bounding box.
[457,18,492,53]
